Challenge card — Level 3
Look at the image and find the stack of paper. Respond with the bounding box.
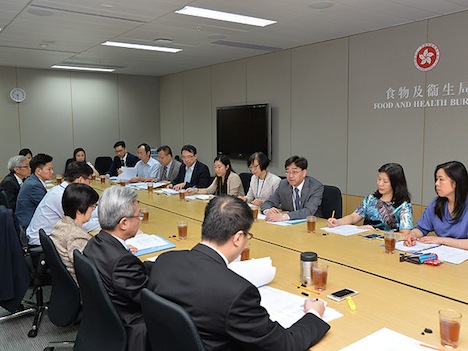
[117,166,137,180]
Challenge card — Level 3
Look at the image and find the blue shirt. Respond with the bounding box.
[355,194,413,231]
[135,157,161,179]
[417,196,468,239]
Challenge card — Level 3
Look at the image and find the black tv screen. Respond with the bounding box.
[217,104,271,160]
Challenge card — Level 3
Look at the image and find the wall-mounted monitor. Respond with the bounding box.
[216,103,271,160]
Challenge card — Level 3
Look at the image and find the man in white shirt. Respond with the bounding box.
[130,143,161,183]
[27,161,100,246]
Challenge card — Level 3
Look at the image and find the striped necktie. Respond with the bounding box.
[294,188,301,210]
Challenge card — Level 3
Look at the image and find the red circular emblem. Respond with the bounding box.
[414,43,440,71]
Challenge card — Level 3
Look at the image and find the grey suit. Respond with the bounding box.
[157,159,182,181]
[261,176,324,219]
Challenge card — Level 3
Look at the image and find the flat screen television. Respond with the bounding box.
[216,103,271,160]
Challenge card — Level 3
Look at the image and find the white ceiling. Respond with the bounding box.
[1,0,468,77]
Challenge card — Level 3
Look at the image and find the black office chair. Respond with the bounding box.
[0,188,10,208]
[321,185,343,219]
[141,288,206,351]
[73,250,127,351]
[94,156,112,175]
[39,230,80,351]
[64,158,73,172]
[239,172,252,194]
[0,206,49,338]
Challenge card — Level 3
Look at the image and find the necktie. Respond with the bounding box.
[162,166,168,181]
[121,159,125,167]
[294,188,301,211]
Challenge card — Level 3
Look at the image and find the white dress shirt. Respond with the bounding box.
[26,181,100,245]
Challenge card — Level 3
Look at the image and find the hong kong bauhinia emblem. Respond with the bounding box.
[414,43,440,72]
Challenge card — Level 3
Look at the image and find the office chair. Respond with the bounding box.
[0,188,10,208]
[239,172,252,194]
[64,158,73,172]
[94,156,112,175]
[73,250,127,351]
[0,206,49,338]
[321,185,343,219]
[141,288,207,351]
[39,230,80,351]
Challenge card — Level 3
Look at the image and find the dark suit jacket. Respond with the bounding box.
[1,173,21,211]
[106,152,139,176]
[15,174,47,228]
[171,161,211,189]
[261,176,324,219]
[0,206,31,313]
[83,230,149,351]
[157,159,182,181]
[149,244,330,351]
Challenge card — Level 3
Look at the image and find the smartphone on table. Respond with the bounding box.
[327,288,358,301]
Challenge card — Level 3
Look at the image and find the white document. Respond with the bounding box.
[117,166,137,180]
[258,286,342,328]
[125,182,148,190]
[155,188,179,195]
[419,245,468,264]
[229,257,276,288]
[395,241,439,253]
[321,225,369,236]
[339,327,439,351]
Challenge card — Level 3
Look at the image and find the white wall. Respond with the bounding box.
[159,11,468,206]
[0,68,159,174]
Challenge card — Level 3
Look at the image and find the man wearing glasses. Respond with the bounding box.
[261,156,324,222]
[168,144,211,190]
[156,145,181,182]
[26,161,100,246]
[84,186,149,351]
[0,155,31,211]
[149,195,329,350]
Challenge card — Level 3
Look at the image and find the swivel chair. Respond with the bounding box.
[321,185,343,219]
[73,250,127,351]
[239,172,252,195]
[141,288,206,351]
[94,156,112,175]
[39,230,80,351]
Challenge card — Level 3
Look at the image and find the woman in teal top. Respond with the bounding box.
[328,163,413,234]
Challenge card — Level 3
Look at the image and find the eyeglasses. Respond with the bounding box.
[181,155,195,160]
[17,165,31,169]
[248,164,260,170]
[243,231,254,240]
[285,170,303,176]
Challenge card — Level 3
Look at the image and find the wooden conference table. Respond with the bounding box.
[93,181,468,350]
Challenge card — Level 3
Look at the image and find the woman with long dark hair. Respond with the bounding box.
[188,155,244,197]
[328,163,413,234]
[73,147,99,177]
[405,161,468,249]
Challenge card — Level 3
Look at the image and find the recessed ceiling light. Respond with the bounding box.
[308,1,334,9]
[102,41,182,53]
[175,6,276,27]
[51,65,115,72]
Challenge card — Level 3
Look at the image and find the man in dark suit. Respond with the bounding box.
[106,141,139,177]
[83,186,149,351]
[15,153,54,229]
[261,156,324,221]
[168,144,211,190]
[149,196,330,351]
[156,145,182,182]
[0,155,31,211]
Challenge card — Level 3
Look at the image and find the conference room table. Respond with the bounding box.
[92,180,468,349]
